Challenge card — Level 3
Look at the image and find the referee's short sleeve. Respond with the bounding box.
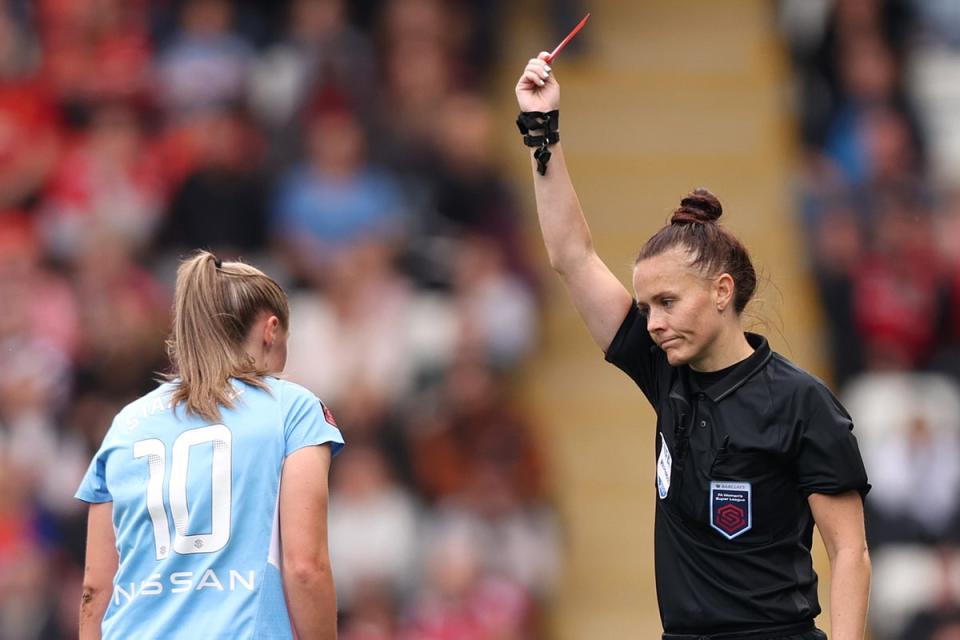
[604,304,663,407]
[794,382,871,499]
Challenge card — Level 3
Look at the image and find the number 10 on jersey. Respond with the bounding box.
[134,425,233,559]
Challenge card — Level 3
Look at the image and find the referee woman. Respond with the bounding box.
[515,54,871,639]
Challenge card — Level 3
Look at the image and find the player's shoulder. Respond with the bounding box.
[265,378,340,430]
[263,376,309,396]
[263,376,322,405]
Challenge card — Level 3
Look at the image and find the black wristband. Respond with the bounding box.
[516,110,559,175]
[516,110,559,135]
[523,131,560,147]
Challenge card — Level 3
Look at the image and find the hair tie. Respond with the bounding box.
[214,257,222,269]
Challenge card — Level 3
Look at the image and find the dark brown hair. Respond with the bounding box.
[636,188,756,313]
[165,250,290,421]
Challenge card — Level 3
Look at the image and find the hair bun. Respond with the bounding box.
[671,188,723,225]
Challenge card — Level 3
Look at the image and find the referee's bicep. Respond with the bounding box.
[557,252,634,353]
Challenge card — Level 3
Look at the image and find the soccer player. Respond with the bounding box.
[514,53,871,639]
[77,251,343,639]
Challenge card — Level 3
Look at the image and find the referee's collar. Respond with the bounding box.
[685,333,772,402]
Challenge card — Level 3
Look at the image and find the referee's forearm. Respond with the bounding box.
[529,143,596,275]
[828,547,871,640]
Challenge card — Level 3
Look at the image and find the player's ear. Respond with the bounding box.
[263,314,281,348]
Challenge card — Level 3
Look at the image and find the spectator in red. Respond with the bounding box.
[39,101,165,261]
[852,197,949,370]
[0,6,60,211]
[37,0,152,121]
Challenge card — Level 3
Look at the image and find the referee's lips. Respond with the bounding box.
[658,336,682,349]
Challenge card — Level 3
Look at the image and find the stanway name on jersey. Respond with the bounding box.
[124,386,246,430]
[113,568,256,604]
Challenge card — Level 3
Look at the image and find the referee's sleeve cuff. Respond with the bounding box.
[800,482,871,500]
[604,304,640,362]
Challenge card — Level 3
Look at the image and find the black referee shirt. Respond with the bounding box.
[605,305,870,635]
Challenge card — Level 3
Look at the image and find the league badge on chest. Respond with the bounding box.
[709,481,752,539]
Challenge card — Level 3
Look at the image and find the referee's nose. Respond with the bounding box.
[646,308,666,335]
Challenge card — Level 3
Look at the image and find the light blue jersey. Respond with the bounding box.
[76,377,344,639]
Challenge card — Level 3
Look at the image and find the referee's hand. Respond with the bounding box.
[515,51,559,113]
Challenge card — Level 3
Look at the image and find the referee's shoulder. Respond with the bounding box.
[766,351,841,401]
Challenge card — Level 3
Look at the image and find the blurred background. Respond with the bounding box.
[1,0,959,638]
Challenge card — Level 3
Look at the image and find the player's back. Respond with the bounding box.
[77,377,343,639]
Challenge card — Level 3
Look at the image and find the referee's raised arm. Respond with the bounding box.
[515,52,633,353]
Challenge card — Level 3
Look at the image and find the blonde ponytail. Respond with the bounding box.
[165,251,289,421]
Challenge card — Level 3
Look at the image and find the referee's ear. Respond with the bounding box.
[713,272,735,314]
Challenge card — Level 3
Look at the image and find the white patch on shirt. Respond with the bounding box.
[657,433,672,499]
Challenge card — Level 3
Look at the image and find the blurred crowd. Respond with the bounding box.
[0,0,563,638]
[780,0,960,638]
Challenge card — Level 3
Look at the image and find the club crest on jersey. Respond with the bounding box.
[321,401,338,427]
[709,481,751,539]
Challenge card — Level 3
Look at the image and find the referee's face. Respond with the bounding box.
[633,247,724,369]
